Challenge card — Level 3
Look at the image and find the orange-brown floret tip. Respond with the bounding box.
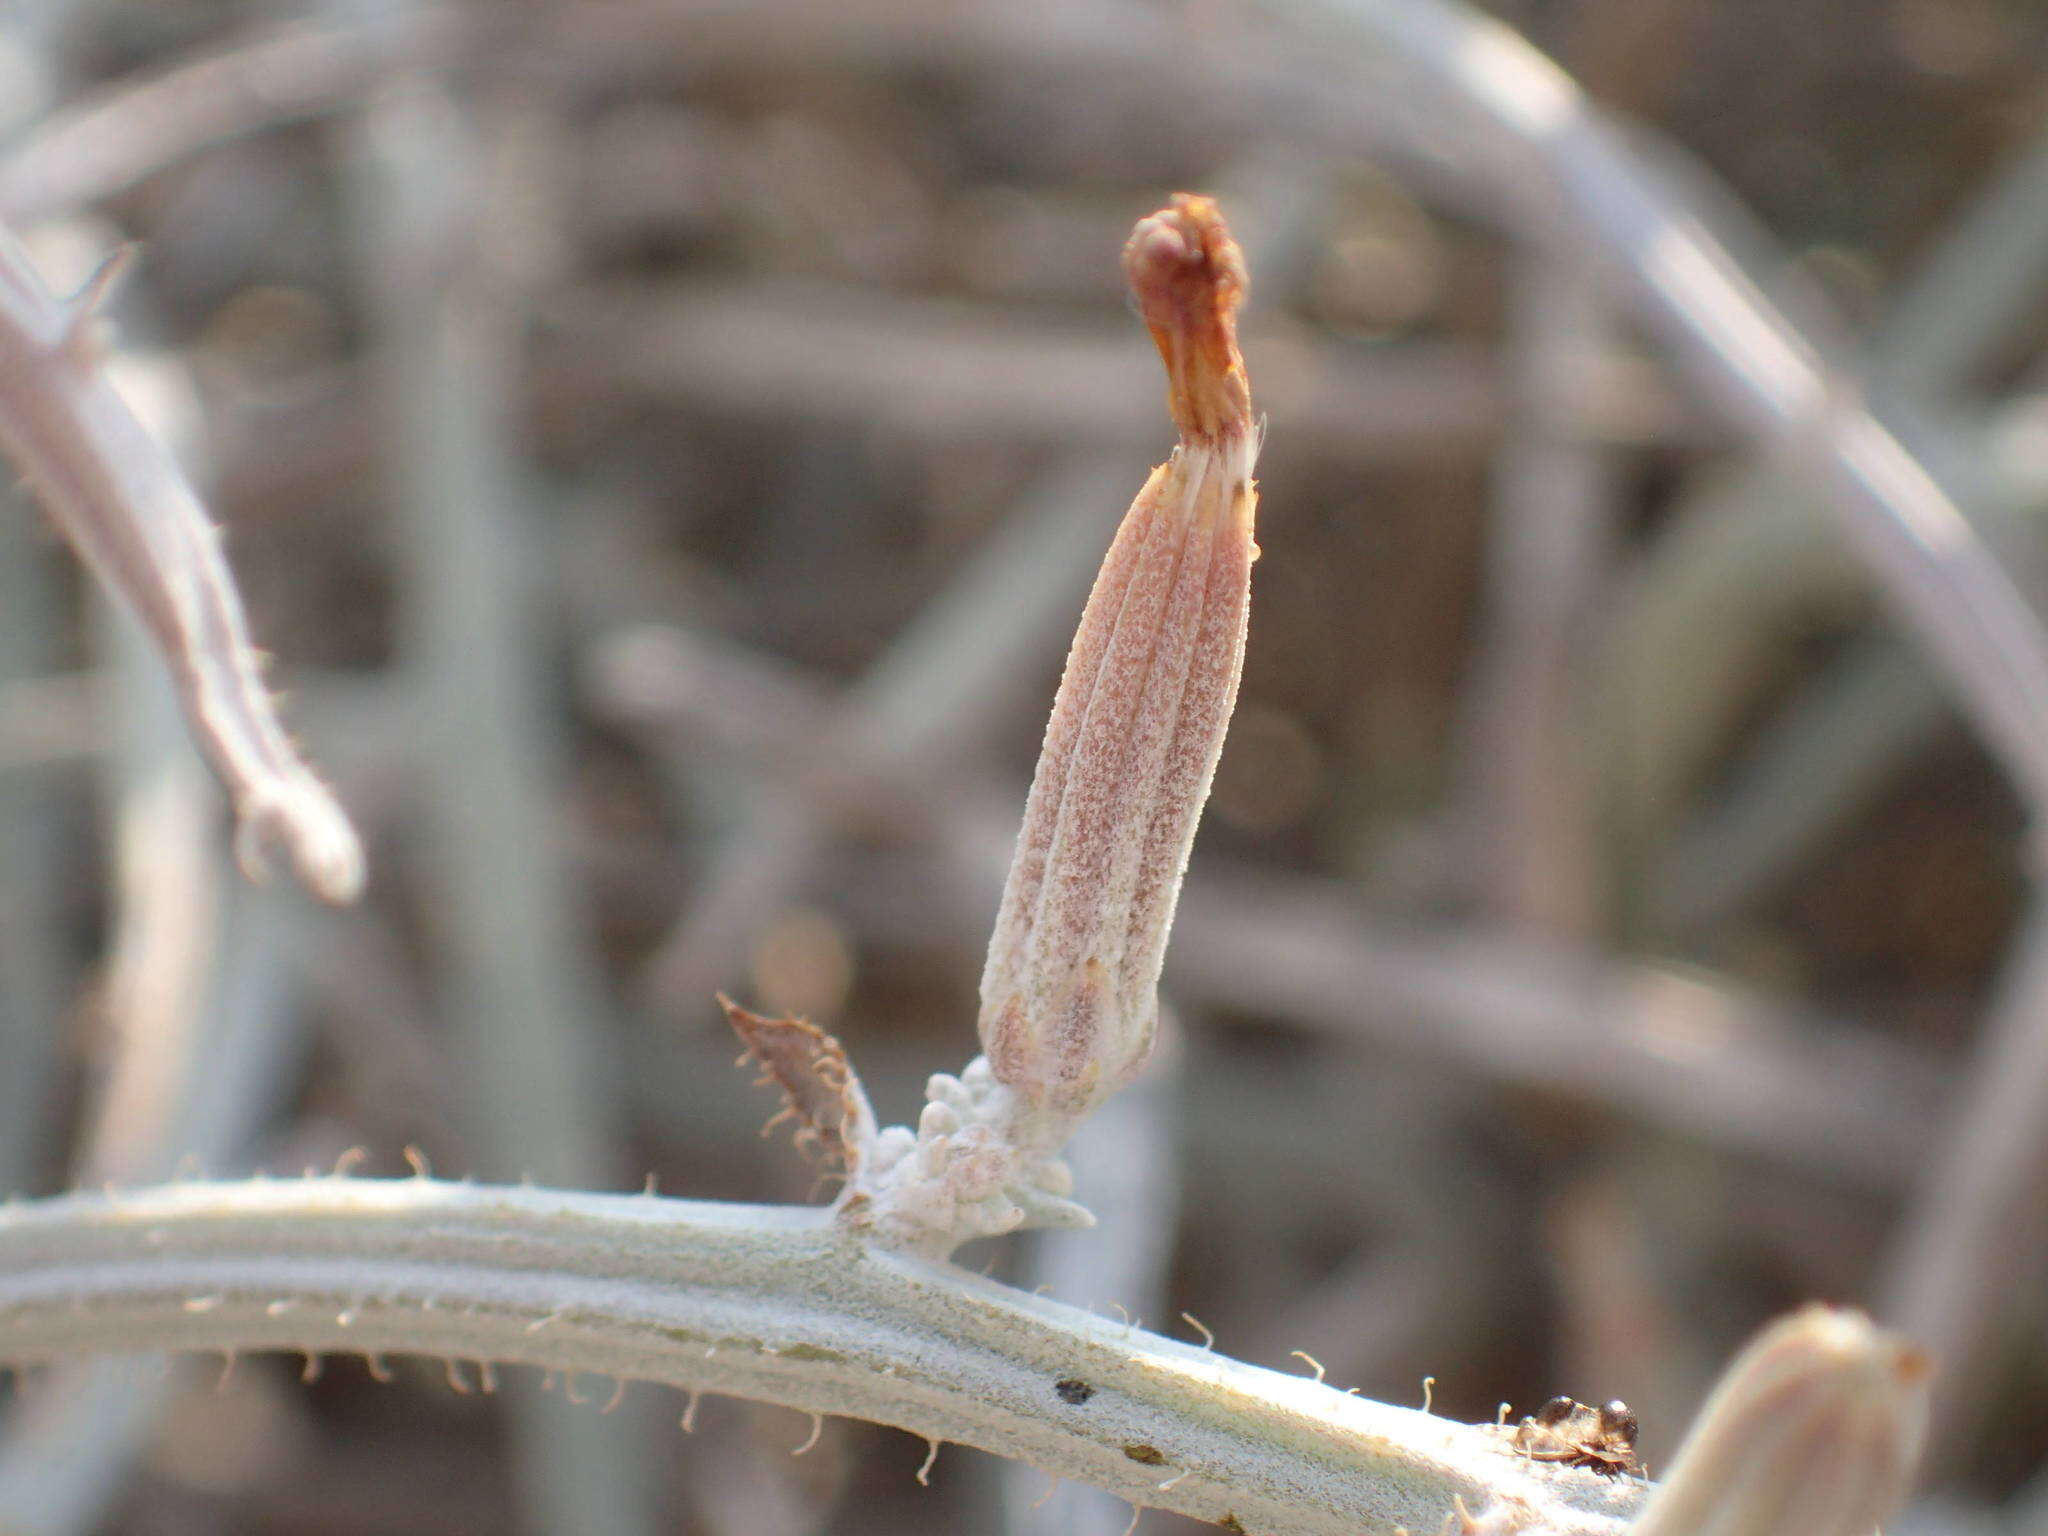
[1121,194,1252,443]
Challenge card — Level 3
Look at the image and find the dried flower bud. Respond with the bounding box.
[1632,1305,1930,1536]
[977,196,1258,1119]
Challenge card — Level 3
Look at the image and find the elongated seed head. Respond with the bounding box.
[977,196,1258,1119]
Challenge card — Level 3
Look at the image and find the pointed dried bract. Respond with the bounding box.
[1632,1305,1930,1536]
[721,995,877,1176]
[976,195,1259,1121]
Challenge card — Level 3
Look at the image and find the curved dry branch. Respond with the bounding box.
[0,13,462,224]
[1283,0,2048,827]
[0,221,362,901]
[0,1178,1647,1536]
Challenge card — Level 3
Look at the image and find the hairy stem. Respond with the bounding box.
[0,221,362,901]
[0,1178,1644,1536]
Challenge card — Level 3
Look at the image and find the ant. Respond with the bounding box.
[1509,1396,1642,1478]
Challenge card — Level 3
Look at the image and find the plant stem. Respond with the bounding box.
[0,1178,1645,1536]
[0,219,363,901]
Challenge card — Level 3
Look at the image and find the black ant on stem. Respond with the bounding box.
[1507,1396,1643,1478]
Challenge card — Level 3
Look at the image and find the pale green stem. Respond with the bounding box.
[0,1178,1647,1536]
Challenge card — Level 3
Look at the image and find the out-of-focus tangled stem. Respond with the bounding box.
[0,220,363,901]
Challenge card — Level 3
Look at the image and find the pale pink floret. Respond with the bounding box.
[978,196,1257,1119]
[846,198,1260,1252]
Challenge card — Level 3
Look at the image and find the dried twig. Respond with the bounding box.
[1646,638,1938,933]
[1163,870,1944,1192]
[0,13,462,224]
[1606,113,2048,858]
[0,605,310,1534]
[563,280,1525,457]
[0,220,363,901]
[348,71,655,1536]
[0,506,64,1192]
[1459,254,1616,938]
[1280,0,2048,828]
[1880,889,2048,1452]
